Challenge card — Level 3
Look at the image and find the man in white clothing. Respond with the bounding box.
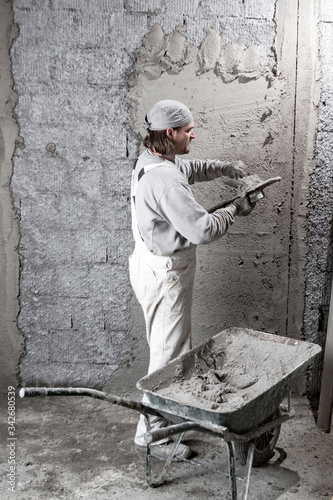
[129,100,255,460]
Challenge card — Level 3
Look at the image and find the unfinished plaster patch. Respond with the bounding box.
[129,24,284,199]
[132,24,195,81]
[216,42,272,83]
[130,25,274,93]
[197,27,222,74]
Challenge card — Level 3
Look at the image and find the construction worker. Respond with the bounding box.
[130,100,255,459]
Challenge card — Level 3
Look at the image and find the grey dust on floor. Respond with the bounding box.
[1,393,332,500]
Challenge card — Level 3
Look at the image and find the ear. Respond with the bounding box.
[166,127,175,140]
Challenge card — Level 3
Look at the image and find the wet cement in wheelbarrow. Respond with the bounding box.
[152,328,314,413]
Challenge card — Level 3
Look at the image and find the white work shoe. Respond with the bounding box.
[135,442,191,460]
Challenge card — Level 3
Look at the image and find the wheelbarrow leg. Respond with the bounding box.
[226,439,254,500]
[144,415,153,487]
[143,414,185,488]
[226,441,237,500]
[241,441,255,500]
[156,432,184,485]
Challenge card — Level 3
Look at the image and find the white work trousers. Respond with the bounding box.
[129,243,196,446]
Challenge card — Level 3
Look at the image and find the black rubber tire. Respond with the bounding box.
[234,408,282,467]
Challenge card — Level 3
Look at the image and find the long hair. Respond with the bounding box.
[143,128,179,156]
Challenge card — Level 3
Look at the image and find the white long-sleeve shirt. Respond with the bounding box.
[132,149,237,256]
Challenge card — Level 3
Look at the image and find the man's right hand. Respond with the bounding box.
[232,196,256,216]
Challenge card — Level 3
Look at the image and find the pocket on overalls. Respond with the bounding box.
[167,258,196,313]
[133,253,161,306]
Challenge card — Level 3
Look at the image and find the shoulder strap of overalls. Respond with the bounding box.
[131,160,165,245]
[131,161,166,198]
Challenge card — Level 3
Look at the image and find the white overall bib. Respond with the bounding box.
[129,163,196,445]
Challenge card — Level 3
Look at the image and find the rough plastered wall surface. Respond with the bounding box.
[0,0,22,393]
[129,24,287,338]
[304,0,333,400]
[10,0,302,390]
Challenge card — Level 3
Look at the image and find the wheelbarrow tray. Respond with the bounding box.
[137,327,321,434]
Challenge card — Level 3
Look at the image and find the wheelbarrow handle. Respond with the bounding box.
[19,386,161,416]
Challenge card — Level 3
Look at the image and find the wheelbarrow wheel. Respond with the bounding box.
[234,407,282,467]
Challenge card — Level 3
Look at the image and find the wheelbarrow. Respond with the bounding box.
[20,327,321,500]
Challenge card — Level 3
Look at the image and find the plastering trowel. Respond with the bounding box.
[207,176,282,213]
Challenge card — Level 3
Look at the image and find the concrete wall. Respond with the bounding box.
[0,0,323,395]
[304,0,333,400]
[0,0,22,393]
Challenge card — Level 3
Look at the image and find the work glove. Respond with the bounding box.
[232,196,256,216]
[223,160,246,180]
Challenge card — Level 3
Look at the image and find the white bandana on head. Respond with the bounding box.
[145,100,193,131]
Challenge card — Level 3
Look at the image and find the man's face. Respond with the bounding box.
[169,123,195,155]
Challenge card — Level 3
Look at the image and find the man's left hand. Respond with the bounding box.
[223,160,246,180]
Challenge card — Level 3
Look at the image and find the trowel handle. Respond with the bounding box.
[208,189,263,213]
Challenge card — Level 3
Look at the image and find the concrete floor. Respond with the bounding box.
[1,393,332,499]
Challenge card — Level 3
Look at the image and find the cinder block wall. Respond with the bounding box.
[6,0,323,395]
[11,0,140,387]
